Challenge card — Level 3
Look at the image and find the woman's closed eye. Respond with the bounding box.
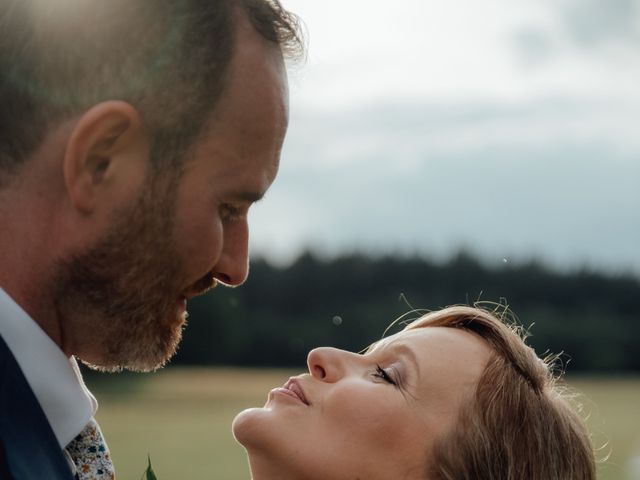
[374,364,397,386]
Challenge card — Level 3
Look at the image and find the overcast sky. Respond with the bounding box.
[248,0,640,276]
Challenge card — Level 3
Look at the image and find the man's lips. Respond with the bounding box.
[274,378,310,405]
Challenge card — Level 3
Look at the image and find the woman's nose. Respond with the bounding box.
[307,347,351,383]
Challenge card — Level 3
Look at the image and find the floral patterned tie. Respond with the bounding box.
[65,418,116,480]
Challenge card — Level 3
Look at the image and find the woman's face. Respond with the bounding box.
[233,327,491,480]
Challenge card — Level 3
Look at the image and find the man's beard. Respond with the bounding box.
[54,179,214,372]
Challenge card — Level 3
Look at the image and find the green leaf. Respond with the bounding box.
[142,454,158,480]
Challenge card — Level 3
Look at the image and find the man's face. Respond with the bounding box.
[56,17,288,371]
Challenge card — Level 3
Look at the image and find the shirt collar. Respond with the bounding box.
[0,288,96,447]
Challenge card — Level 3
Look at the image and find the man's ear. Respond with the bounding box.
[63,101,147,213]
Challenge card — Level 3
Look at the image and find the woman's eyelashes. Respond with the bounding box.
[374,364,398,386]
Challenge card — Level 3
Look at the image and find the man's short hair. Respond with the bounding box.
[0,0,303,180]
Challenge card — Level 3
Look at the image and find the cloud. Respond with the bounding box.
[561,0,640,48]
[251,98,640,275]
[512,27,557,67]
[510,0,640,69]
[264,0,640,275]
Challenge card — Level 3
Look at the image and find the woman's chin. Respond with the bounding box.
[232,407,268,447]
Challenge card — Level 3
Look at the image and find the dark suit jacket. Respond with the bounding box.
[0,335,75,480]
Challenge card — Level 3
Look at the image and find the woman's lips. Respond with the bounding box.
[272,378,310,405]
[284,378,310,405]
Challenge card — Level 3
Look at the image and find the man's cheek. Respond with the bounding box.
[178,223,224,277]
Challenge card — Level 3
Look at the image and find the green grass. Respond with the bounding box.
[86,368,640,480]
[571,377,640,480]
[90,368,296,480]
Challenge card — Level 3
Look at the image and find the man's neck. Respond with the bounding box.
[0,189,66,353]
[0,119,85,357]
[0,271,65,354]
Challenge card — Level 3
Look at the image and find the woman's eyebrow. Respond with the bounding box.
[392,343,421,381]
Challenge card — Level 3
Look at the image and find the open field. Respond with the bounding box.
[86,368,640,480]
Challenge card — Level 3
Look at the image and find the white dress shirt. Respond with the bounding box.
[0,288,96,448]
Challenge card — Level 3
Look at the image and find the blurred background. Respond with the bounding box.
[86,0,640,478]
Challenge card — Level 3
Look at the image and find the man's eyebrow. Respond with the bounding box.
[229,190,266,204]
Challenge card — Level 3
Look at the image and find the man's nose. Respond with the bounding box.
[212,221,249,287]
[307,347,354,383]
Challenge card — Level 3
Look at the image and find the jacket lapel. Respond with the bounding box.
[0,335,75,480]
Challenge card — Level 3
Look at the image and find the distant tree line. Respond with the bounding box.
[176,251,640,373]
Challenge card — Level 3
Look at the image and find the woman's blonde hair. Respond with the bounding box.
[403,305,595,480]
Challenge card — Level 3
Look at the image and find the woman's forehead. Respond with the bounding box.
[366,327,429,355]
[368,326,447,352]
[368,327,491,372]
